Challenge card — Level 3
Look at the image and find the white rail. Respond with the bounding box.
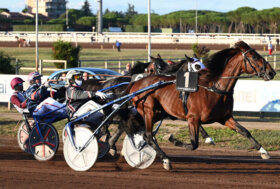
[1,31,279,45]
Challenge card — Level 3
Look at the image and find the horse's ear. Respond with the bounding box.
[150,56,155,61]
[185,54,193,62]
[193,54,198,59]
[157,54,162,59]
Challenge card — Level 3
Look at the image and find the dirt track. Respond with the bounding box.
[1,136,280,189]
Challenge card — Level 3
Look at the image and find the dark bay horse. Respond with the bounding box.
[128,41,276,170]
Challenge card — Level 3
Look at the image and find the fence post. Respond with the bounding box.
[79,60,82,67]
[132,58,135,66]
[15,59,19,75]
[64,60,67,69]
[118,59,121,73]
[39,59,43,74]
[105,60,108,69]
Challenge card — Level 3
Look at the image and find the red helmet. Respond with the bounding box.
[10,77,24,89]
[27,72,41,83]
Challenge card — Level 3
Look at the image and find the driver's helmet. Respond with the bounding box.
[10,77,24,90]
[27,72,41,83]
[65,70,82,86]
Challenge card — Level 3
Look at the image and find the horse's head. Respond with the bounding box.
[149,54,169,74]
[235,41,276,81]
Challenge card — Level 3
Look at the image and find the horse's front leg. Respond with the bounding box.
[143,108,172,171]
[199,126,215,145]
[224,117,270,159]
[168,116,200,150]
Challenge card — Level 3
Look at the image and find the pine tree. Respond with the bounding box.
[81,0,92,16]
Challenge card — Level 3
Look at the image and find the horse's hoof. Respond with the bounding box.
[259,147,271,159]
[109,148,117,157]
[261,153,271,159]
[163,159,172,171]
[205,137,215,145]
[168,134,174,142]
[120,147,125,156]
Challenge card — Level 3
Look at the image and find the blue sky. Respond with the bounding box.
[2,0,280,15]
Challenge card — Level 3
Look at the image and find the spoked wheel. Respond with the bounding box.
[63,127,99,171]
[29,123,59,161]
[123,134,157,169]
[17,120,34,152]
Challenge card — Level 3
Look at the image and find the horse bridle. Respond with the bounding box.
[199,48,267,95]
[241,48,267,78]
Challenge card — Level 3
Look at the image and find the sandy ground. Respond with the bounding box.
[1,136,280,189]
[1,111,280,188]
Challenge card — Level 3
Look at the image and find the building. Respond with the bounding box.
[0,11,49,22]
[26,0,66,18]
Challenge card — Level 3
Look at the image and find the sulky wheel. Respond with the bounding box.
[17,120,34,153]
[29,123,59,161]
[62,126,67,143]
[63,127,99,171]
[122,134,157,169]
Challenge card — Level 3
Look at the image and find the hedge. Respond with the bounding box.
[13,24,65,31]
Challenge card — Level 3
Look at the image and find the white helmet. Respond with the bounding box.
[65,70,81,86]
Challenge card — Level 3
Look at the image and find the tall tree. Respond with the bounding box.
[81,0,92,16]
[125,3,137,18]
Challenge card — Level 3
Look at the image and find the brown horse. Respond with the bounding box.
[128,41,276,170]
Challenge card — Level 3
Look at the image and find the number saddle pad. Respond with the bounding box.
[176,68,198,92]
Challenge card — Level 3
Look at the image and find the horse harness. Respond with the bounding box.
[199,48,267,96]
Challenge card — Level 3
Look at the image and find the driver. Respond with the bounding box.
[10,77,28,114]
[65,70,109,128]
[25,72,53,114]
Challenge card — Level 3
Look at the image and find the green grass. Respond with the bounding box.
[0,119,19,137]
[2,47,280,79]
[156,125,280,151]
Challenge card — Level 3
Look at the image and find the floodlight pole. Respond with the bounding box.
[195,0,198,33]
[66,1,69,30]
[35,0,39,72]
[148,0,151,62]
[97,0,103,34]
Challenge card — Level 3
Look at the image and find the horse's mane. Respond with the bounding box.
[81,79,103,91]
[162,59,188,75]
[130,61,150,75]
[201,47,239,82]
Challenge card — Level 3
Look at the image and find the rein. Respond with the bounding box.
[197,47,265,95]
[198,85,233,95]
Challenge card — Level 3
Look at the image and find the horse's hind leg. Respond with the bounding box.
[224,117,270,159]
[143,109,172,170]
[199,126,215,145]
[108,127,123,156]
[144,132,172,170]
